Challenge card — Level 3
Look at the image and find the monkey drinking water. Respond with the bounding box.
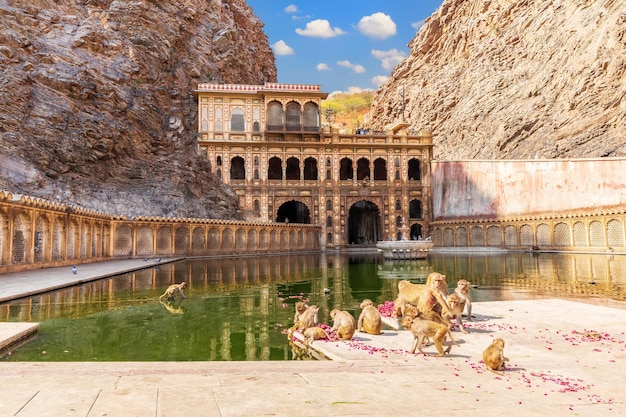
[159,282,187,301]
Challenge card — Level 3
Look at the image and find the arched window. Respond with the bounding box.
[253,108,260,132]
[230,156,245,180]
[215,107,223,132]
[326,216,333,227]
[303,102,319,131]
[268,157,282,180]
[396,216,403,227]
[326,170,331,180]
[408,158,421,180]
[285,101,301,131]
[395,170,400,180]
[326,199,332,211]
[254,200,260,212]
[373,158,387,180]
[357,157,370,180]
[339,158,353,180]
[230,108,245,131]
[286,157,300,180]
[409,200,422,218]
[253,169,259,179]
[395,200,401,211]
[216,156,222,166]
[304,157,318,180]
[254,156,259,166]
[267,101,283,130]
[395,157,400,167]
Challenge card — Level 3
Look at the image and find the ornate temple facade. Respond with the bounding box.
[195,83,434,249]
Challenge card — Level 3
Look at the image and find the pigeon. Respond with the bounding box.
[71,265,77,275]
[154,257,161,262]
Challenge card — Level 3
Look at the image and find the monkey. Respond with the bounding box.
[357,299,383,335]
[295,305,319,331]
[403,304,420,320]
[426,272,450,298]
[394,272,451,318]
[159,282,187,301]
[401,309,445,346]
[403,313,459,357]
[416,272,452,317]
[294,301,309,324]
[159,300,184,314]
[454,279,473,321]
[394,280,425,317]
[442,293,468,333]
[329,309,356,340]
[482,338,509,376]
[303,326,332,343]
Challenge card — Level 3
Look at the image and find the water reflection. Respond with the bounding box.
[0,252,624,361]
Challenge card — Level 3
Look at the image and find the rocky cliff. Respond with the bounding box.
[370,0,626,160]
[0,0,276,218]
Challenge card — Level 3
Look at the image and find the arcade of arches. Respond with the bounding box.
[196,83,433,248]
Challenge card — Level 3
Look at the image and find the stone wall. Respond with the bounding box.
[429,158,626,252]
[0,191,320,274]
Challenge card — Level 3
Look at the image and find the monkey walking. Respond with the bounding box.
[403,313,459,357]
[159,282,187,301]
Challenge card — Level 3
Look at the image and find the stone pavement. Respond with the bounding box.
[0,260,625,416]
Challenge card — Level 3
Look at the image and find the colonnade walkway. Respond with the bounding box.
[0,260,625,416]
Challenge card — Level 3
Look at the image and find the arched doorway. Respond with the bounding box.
[410,223,423,240]
[348,200,381,245]
[276,200,311,224]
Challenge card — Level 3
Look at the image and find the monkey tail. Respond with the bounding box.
[487,367,504,376]
[447,329,460,347]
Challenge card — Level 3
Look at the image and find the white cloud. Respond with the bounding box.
[371,75,389,87]
[328,86,372,97]
[337,60,366,74]
[371,48,407,70]
[412,19,426,32]
[295,19,346,38]
[357,12,397,39]
[272,40,294,56]
[284,4,298,13]
[316,63,331,71]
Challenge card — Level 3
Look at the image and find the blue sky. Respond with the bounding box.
[246,1,444,95]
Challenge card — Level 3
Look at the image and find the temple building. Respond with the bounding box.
[194,82,433,249]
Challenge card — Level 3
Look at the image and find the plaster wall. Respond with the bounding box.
[431,158,626,220]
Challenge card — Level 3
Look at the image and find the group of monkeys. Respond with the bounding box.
[291,272,509,376]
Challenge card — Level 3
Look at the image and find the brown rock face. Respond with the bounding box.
[370,0,626,160]
[0,0,276,218]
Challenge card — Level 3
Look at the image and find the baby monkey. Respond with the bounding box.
[482,338,509,376]
[159,282,187,301]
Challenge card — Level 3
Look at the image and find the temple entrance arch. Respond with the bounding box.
[348,200,381,245]
[410,223,423,240]
[276,200,311,224]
